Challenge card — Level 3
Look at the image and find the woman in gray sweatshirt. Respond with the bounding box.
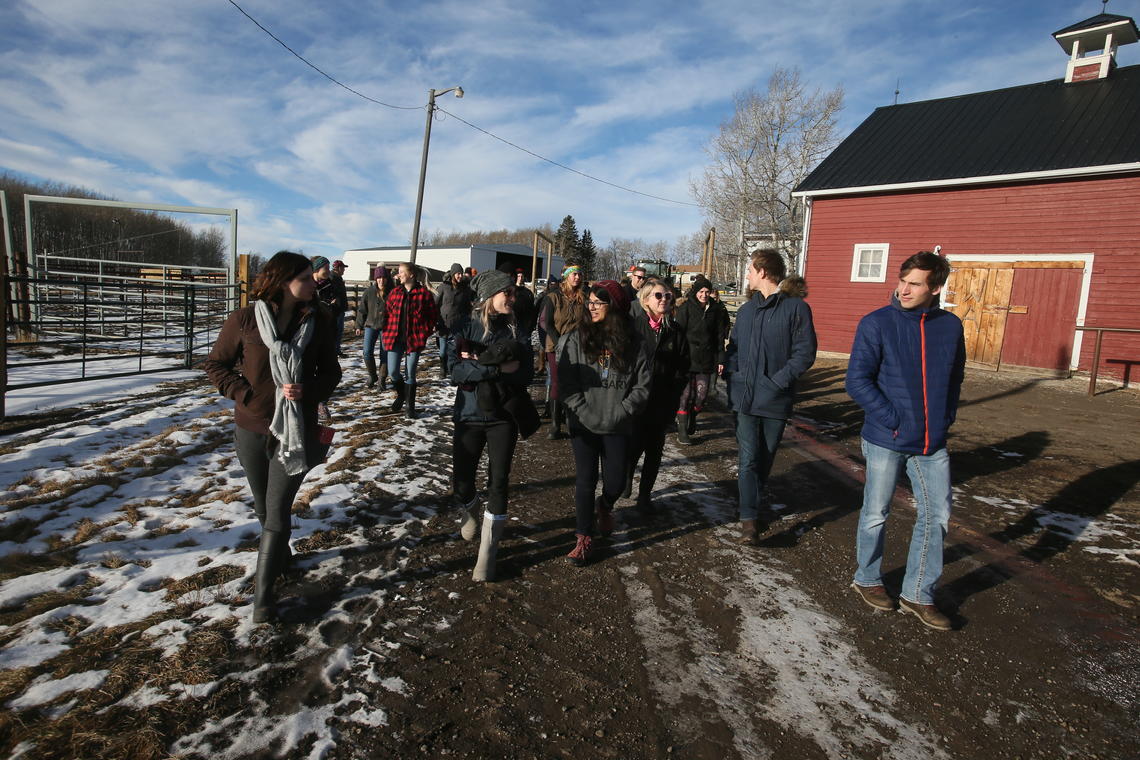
[557,280,652,566]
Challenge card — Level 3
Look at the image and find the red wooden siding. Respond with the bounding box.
[1002,268,1082,370]
[802,174,1140,380]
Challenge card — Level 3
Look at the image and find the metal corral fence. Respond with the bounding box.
[2,270,241,416]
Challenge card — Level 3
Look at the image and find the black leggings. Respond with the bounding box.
[452,419,519,515]
[570,429,629,535]
[234,427,306,533]
[629,415,669,500]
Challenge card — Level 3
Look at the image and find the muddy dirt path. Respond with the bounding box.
[336,360,1140,759]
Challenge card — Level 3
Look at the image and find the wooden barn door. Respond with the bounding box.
[944,261,1084,372]
[943,264,1014,369]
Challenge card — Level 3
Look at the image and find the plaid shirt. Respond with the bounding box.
[382,282,439,353]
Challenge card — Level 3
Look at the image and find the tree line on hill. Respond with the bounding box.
[0,173,228,274]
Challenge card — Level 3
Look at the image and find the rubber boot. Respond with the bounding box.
[676,413,691,444]
[688,410,699,437]
[275,530,294,578]
[459,498,479,541]
[547,401,567,440]
[390,377,406,412]
[405,383,417,420]
[252,530,281,623]
[378,362,389,391]
[472,511,507,582]
[364,357,379,388]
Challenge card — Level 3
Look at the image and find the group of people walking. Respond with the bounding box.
[207,247,965,632]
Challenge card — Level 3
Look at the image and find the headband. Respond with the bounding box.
[562,265,581,276]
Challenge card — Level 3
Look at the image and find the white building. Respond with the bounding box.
[341,243,564,285]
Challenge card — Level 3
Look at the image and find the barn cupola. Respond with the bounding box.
[1053,10,1139,83]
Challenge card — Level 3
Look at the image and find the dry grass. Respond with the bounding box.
[100,552,127,569]
[161,565,244,602]
[0,576,100,627]
[0,516,41,544]
[295,528,352,553]
[0,549,79,582]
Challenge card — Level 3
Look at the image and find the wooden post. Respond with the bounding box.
[1,271,8,419]
[234,252,248,305]
[14,250,32,343]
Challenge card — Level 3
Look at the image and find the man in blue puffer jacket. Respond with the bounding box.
[846,251,966,631]
[724,249,817,545]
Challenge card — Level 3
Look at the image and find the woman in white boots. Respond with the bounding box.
[447,269,537,581]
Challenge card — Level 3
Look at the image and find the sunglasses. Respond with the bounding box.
[651,292,674,301]
[586,300,608,309]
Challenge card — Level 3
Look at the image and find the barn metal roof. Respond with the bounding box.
[794,62,1140,195]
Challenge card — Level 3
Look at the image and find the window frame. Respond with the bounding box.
[850,243,890,283]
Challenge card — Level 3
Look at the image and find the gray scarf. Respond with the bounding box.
[253,299,315,475]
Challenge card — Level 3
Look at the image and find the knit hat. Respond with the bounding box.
[372,265,390,281]
[691,275,713,293]
[448,262,463,276]
[472,269,513,302]
[591,279,628,313]
[310,255,330,272]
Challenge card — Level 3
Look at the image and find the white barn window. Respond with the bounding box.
[851,244,889,282]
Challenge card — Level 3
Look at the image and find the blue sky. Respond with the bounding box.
[2,0,1137,261]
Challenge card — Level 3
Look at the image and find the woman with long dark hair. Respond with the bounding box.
[558,280,652,566]
[675,275,731,443]
[204,251,341,623]
[356,265,394,389]
[448,270,537,581]
[383,262,439,418]
[626,280,690,514]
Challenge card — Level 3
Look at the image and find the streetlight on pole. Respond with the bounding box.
[409,85,463,265]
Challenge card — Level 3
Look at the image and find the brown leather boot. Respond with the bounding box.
[739,519,761,546]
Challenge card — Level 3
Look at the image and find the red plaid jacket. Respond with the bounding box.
[382,282,439,353]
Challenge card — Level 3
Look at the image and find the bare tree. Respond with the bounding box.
[691,68,843,273]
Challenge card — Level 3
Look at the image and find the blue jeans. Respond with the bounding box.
[854,440,952,605]
[735,413,787,520]
[386,343,421,385]
[362,327,382,361]
[335,311,346,354]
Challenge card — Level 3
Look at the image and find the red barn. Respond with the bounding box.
[793,13,1140,383]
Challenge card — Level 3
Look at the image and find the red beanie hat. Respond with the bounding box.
[591,279,628,313]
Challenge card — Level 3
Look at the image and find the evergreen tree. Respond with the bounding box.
[577,229,598,281]
[554,215,580,269]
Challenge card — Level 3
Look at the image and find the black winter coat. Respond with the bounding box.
[675,288,731,374]
[631,309,690,417]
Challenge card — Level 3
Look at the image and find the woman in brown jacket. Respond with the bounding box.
[539,265,588,439]
[203,251,341,623]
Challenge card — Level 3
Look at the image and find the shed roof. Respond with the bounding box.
[794,63,1140,195]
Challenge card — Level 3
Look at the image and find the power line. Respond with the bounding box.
[228,1,700,208]
[227,0,420,110]
[437,107,701,207]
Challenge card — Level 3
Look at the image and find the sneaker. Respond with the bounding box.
[850,582,895,611]
[899,598,952,631]
[567,533,593,567]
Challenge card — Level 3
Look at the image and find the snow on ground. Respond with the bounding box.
[1,370,1136,757]
[0,364,457,757]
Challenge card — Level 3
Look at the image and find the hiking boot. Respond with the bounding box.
[595,496,614,536]
[566,533,593,567]
[850,582,895,611]
[899,598,953,631]
[738,518,762,546]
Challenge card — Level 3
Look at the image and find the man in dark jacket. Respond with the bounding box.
[846,251,965,631]
[724,250,817,545]
[435,263,474,378]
